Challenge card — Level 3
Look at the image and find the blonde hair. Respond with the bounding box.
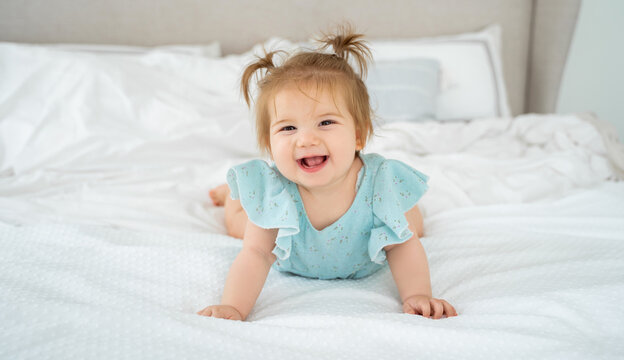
[240,24,374,155]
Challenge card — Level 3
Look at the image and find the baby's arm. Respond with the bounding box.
[384,205,457,319]
[197,220,278,321]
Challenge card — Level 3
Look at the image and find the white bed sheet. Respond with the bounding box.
[1,181,623,359]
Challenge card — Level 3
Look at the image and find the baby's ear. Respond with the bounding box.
[355,130,363,150]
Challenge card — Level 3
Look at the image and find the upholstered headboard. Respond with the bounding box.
[0,0,580,116]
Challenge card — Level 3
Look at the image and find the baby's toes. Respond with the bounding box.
[208,189,224,206]
[208,190,219,206]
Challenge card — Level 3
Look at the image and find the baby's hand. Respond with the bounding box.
[196,305,243,321]
[403,295,458,319]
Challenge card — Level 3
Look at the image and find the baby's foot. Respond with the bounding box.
[209,184,229,206]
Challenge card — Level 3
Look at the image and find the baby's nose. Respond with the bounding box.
[296,129,320,147]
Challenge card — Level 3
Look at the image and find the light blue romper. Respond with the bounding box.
[226,152,429,280]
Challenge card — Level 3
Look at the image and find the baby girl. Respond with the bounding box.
[197,25,457,321]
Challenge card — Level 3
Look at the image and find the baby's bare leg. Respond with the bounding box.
[224,196,247,239]
[210,184,247,239]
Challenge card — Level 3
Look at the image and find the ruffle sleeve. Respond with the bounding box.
[368,159,429,264]
[226,160,299,259]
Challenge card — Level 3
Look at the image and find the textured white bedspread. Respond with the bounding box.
[1,182,623,359]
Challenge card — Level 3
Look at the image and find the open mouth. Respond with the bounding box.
[297,155,328,173]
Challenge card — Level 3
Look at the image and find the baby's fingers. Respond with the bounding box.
[441,299,458,317]
[403,298,431,317]
[211,308,228,319]
[430,299,444,319]
[403,301,416,315]
[196,307,213,317]
[197,306,228,319]
[403,296,458,319]
[197,305,243,321]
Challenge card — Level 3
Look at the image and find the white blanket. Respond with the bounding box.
[0,112,620,234]
[1,182,623,359]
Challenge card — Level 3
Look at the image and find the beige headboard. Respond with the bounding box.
[0,0,580,116]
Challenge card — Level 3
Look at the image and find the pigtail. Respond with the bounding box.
[240,49,286,107]
[317,23,373,79]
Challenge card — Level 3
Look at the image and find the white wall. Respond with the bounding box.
[557,0,624,141]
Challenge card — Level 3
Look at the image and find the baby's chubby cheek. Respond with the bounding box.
[268,143,293,175]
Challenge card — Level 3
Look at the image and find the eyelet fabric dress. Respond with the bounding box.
[226,153,429,280]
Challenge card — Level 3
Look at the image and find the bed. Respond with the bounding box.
[1,0,624,359]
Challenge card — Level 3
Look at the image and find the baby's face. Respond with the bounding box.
[269,83,361,193]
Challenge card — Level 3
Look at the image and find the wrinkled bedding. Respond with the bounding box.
[1,113,624,359]
[1,42,624,359]
[0,112,620,234]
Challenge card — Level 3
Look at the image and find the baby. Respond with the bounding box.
[197,25,457,321]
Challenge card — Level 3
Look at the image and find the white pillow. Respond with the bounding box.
[369,25,511,120]
[240,39,443,125]
[366,58,440,124]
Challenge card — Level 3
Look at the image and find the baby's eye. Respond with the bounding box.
[280,126,296,132]
[320,120,335,126]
